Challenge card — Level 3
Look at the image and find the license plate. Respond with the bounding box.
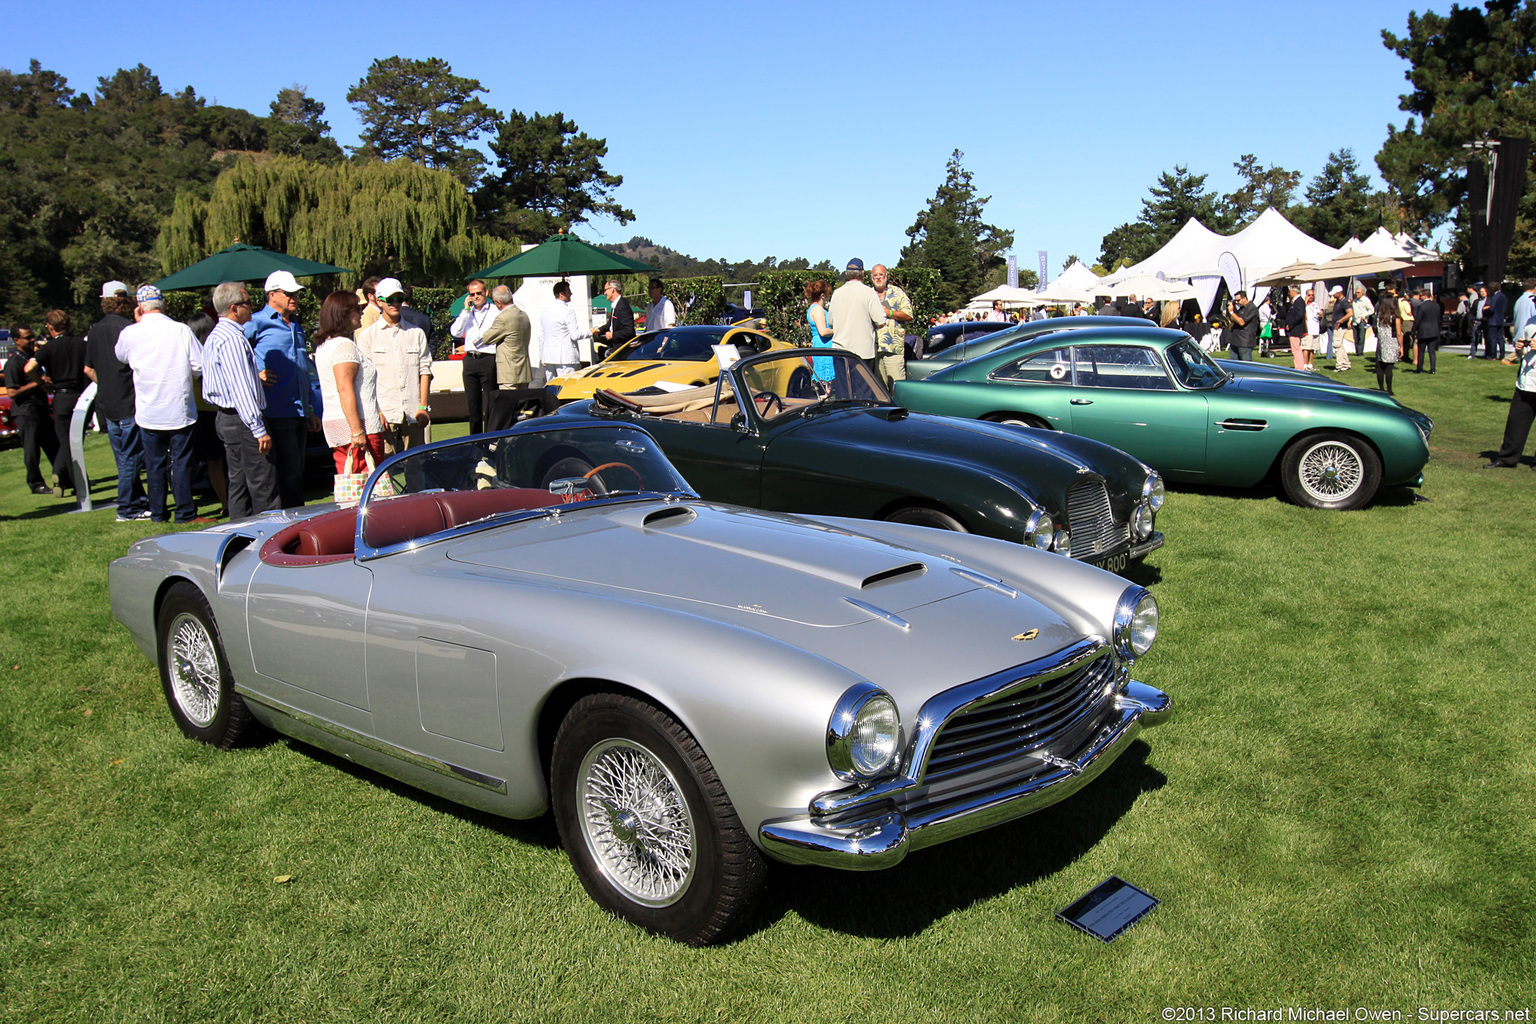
[1091,551,1129,574]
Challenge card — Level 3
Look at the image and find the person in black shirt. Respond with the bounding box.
[3,326,59,494]
[1225,291,1260,361]
[1413,289,1442,373]
[83,281,149,519]
[36,309,88,498]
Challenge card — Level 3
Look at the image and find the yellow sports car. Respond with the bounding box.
[546,321,797,402]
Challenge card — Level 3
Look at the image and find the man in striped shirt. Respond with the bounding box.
[203,281,279,519]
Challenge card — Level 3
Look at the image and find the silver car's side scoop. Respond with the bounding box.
[442,503,1051,630]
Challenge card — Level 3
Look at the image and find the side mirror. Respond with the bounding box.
[729,412,747,432]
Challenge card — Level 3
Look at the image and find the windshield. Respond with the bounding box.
[1164,338,1229,389]
[611,327,730,362]
[359,425,693,551]
[734,350,889,423]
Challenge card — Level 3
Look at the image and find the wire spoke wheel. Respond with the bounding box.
[1297,440,1365,502]
[578,739,696,907]
[167,612,221,727]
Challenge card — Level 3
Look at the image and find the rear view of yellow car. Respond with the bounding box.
[547,321,796,402]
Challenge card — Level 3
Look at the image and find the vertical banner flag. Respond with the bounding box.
[1038,251,1049,288]
[1007,255,1018,289]
[1215,252,1243,299]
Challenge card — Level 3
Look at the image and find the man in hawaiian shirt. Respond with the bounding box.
[870,264,913,389]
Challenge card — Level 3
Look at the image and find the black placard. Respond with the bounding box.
[1056,876,1159,942]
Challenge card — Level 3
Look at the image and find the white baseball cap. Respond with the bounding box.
[100,280,129,298]
[375,277,405,301]
[263,270,305,294]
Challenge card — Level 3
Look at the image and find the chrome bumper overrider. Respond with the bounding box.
[759,680,1170,870]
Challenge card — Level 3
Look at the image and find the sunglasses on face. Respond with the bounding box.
[380,295,404,305]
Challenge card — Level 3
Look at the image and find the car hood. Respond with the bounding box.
[552,359,712,398]
[777,406,1144,487]
[1212,373,1418,412]
[442,500,1083,643]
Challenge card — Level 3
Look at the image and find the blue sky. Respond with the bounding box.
[5,0,1434,279]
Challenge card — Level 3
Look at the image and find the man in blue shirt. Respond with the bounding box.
[1511,279,1536,343]
[245,270,318,508]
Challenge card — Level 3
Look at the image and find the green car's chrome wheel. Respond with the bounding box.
[1281,432,1382,511]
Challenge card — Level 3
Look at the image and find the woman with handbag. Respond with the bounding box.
[313,291,385,489]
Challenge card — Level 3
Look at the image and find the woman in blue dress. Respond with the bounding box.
[804,279,834,380]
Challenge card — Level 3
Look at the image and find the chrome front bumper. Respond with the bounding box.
[759,680,1170,870]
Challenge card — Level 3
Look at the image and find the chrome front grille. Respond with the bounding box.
[921,655,1118,785]
[1065,480,1123,558]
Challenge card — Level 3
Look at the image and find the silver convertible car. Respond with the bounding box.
[110,423,1171,944]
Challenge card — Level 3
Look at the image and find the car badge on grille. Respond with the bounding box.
[1012,629,1039,641]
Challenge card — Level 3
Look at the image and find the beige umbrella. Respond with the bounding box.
[1305,251,1412,278]
[1252,259,1322,287]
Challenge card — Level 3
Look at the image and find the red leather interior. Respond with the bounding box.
[258,488,564,567]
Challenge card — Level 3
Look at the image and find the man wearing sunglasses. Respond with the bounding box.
[449,278,497,434]
[202,282,278,519]
[245,270,317,508]
[359,277,433,455]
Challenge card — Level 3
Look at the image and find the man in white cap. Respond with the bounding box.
[84,280,149,519]
[245,269,317,508]
[358,277,433,455]
[114,285,206,523]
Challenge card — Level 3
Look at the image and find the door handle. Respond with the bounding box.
[1070,398,1093,405]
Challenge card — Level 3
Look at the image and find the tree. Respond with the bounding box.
[1098,166,1222,270]
[157,155,515,288]
[1221,154,1301,228]
[899,150,1014,310]
[347,57,500,186]
[475,110,633,240]
[1295,149,1380,249]
[1377,0,1536,261]
[267,85,342,163]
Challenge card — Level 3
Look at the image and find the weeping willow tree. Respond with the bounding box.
[157,155,516,286]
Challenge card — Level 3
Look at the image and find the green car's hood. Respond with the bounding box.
[1212,373,1425,416]
[776,405,1150,489]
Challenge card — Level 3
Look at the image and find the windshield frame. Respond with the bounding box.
[725,348,892,431]
[353,421,697,560]
[1163,337,1232,390]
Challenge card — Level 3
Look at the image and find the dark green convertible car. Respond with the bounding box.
[559,348,1166,573]
[894,326,1433,511]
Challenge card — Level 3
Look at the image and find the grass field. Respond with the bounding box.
[2,353,1533,1022]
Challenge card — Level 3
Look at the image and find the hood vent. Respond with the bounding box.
[861,562,926,588]
[642,506,697,528]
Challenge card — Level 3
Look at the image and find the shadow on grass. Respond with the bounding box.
[753,740,1167,941]
[279,735,562,851]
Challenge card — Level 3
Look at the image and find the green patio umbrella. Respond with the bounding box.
[468,232,655,279]
[153,243,350,291]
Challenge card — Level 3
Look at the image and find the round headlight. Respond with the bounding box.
[1142,472,1165,511]
[827,684,901,780]
[1052,527,1072,554]
[1025,510,1054,550]
[1131,502,1154,540]
[1112,587,1159,660]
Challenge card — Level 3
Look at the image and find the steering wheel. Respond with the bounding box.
[753,391,785,415]
[584,461,644,492]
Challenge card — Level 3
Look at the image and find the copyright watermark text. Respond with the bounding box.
[1160,1009,1530,1022]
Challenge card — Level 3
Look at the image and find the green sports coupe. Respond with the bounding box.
[893,326,1433,511]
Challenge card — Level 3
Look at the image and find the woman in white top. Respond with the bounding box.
[313,291,384,473]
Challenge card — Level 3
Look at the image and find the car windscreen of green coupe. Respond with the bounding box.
[893,326,1433,511]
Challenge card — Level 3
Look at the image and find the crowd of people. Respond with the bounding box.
[5,269,1534,518]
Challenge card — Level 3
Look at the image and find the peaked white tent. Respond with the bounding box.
[1102,208,1340,313]
[1052,260,1107,293]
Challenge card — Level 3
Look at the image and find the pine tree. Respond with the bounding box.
[346,57,500,186]
[476,111,633,240]
[900,150,1014,310]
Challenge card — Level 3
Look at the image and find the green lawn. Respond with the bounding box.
[2,356,1533,1022]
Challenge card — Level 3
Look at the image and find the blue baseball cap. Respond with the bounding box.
[846,258,864,272]
[136,284,162,303]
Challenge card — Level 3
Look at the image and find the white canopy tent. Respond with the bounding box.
[967,283,1037,309]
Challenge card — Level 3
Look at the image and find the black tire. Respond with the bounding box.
[986,412,1049,430]
[155,582,254,749]
[1279,432,1382,510]
[786,367,815,399]
[884,505,968,532]
[550,693,767,946]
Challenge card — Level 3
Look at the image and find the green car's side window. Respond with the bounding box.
[991,348,1073,383]
[1072,345,1174,391]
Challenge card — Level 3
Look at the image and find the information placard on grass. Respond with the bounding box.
[1056,876,1160,942]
